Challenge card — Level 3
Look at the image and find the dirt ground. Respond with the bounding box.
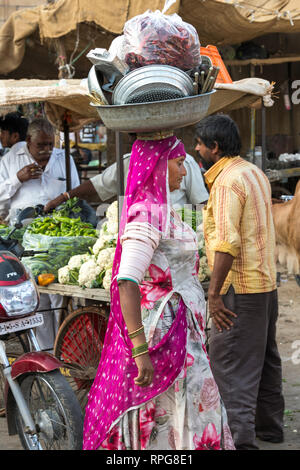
[0,274,299,451]
[258,272,300,451]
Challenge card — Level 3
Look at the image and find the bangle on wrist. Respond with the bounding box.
[132,342,148,358]
[128,325,144,339]
[132,350,149,359]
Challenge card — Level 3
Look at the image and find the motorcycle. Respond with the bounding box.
[0,207,83,450]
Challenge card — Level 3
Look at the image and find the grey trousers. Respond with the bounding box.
[35,293,64,352]
[208,286,285,450]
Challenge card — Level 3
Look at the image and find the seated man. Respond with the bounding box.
[0,118,79,221]
[0,117,80,351]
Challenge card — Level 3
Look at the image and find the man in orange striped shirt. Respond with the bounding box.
[195,114,284,450]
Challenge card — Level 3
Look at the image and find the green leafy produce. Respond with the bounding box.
[0,226,26,243]
[53,197,82,218]
[27,215,97,238]
[22,232,97,281]
[23,209,97,280]
[52,196,98,226]
[177,208,202,232]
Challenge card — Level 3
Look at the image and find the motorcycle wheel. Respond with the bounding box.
[53,305,108,411]
[0,333,30,414]
[14,370,83,450]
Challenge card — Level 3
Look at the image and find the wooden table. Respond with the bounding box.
[38,283,110,304]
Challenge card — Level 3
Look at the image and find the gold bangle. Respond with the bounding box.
[132,342,148,358]
[128,326,144,339]
[132,350,149,359]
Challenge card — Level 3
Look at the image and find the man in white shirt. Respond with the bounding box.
[0,112,28,156]
[0,118,80,352]
[0,119,80,221]
[44,152,209,212]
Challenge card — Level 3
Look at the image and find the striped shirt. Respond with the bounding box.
[203,156,277,294]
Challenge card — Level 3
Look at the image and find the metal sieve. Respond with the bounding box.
[112,65,194,105]
[126,86,184,104]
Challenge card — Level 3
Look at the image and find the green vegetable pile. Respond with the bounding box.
[27,215,96,238]
[22,198,98,280]
[177,207,202,233]
[53,197,82,218]
[177,207,210,282]
[22,233,97,281]
[0,224,26,242]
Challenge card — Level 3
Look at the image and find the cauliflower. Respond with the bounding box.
[92,200,119,257]
[93,236,104,255]
[92,217,118,256]
[196,223,210,281]
[97,247,116,270]
[106,200,118,221]
[78,258,102,288]
[58,265,71,284]
[198,238,205,251]
[106,218,118,235]
[198,255,211,282]
[103,267,112,290]
[58,264,80,285]
[92,231,117,255]
[68,253,91,270]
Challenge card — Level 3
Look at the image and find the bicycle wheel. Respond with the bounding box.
[53,305,109,411]
[14,370,83,450]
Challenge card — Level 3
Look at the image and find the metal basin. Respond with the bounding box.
[91,91,215,133]
[87,65,109,105]
[112,65,194,105]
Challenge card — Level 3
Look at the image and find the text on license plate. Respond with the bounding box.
[0,314,44,336]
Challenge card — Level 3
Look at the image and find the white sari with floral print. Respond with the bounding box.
[100,210,235,450]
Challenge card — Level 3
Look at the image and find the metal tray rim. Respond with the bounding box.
[90,89,215,109]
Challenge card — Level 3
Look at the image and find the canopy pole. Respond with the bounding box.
[250,64,256,161]
[63,116,71,191]
[261,101,267,173]
[288,62,295,151]
[116,132,124,222]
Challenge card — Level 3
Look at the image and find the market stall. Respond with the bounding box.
[0,42,276,411]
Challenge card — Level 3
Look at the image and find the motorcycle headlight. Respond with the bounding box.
[0,279,39,317]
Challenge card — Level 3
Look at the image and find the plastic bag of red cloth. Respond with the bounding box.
[123,9,201,71]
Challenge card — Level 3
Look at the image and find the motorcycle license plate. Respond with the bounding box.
[0,314,44,336]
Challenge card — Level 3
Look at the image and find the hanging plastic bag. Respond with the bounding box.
[22,232,97,281]
[123,0,201,71]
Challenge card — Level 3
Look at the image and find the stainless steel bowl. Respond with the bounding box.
[92,91,215,133]
[112,65,194,105]
[87,65,109,105]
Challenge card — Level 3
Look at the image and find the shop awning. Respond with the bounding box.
[0,0,299,79]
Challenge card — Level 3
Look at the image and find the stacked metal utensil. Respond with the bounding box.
[86,45,220,107]
[192,65,220,95]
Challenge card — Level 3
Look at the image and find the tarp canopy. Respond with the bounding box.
[0,77,273,131]
[1,0,300,79]
[0,79,99,131]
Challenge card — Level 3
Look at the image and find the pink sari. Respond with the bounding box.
[83,135,187,450]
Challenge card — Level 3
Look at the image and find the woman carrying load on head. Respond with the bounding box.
[83,133,235,451]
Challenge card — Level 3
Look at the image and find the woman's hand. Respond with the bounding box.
[133,353,154,387]
[118,280,154,386]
